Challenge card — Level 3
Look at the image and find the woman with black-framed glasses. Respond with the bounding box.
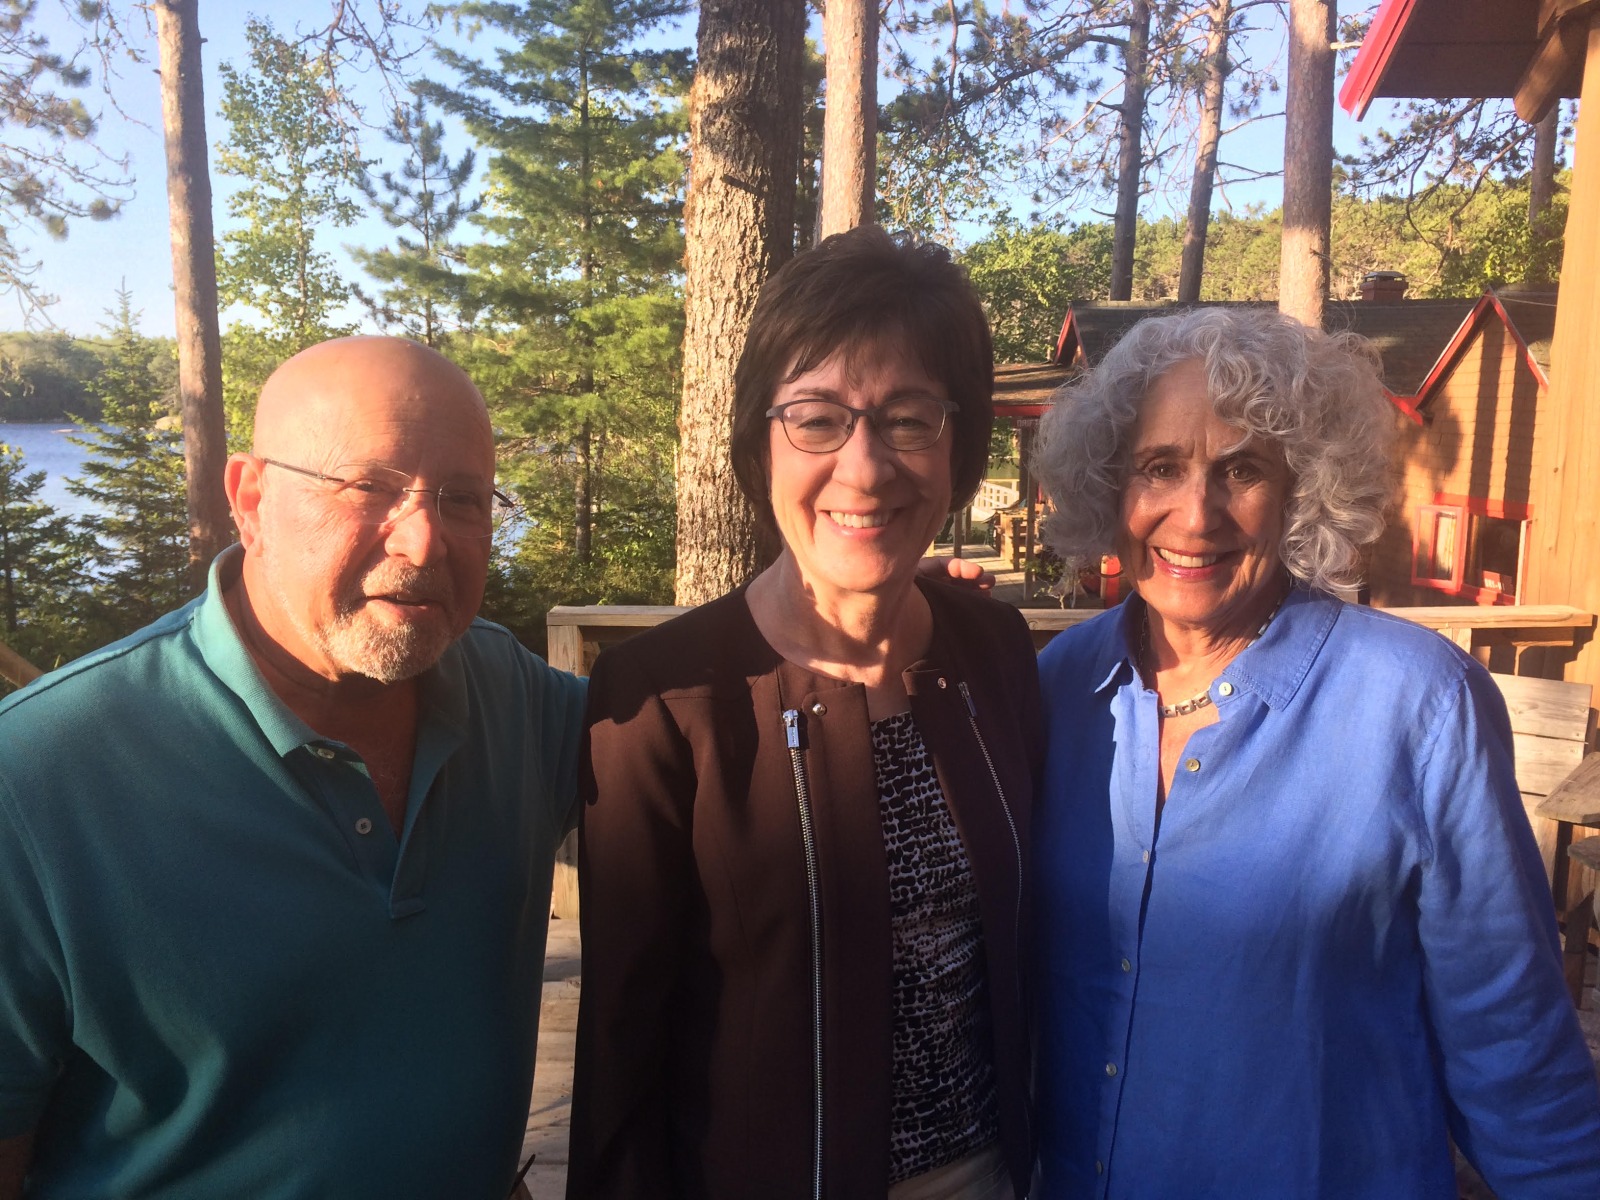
[568,225,1041,1200]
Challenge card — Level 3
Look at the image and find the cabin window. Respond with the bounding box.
[1411,495,1531,603]
[1412,505,1465,590]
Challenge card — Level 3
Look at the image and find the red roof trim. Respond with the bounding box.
[1409,289,1551,413]
[1489,291,1552,389]
[1387,388,1424,426]
[992,403,1051,419]
[1339,0,1420,120]
[1054,307,1078,365]
[1411,293,1497,407]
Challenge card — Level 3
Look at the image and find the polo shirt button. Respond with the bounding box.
[810,701,826,716]
[1185,757,1201,772]
[1218,681,1234,697]
[1096,1161,1104,1175]
[1121,957,1132,972]
[355,817,373,835]
[313,746,336,760]
[1141,850,1150,863]
[1105,1062,1118,1077]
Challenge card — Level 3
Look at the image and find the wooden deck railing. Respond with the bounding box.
[547,602,1595,678]
[544,601,1596,920]
[0,639,40,689]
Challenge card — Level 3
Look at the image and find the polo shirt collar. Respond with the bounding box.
[191,546,469,757]
[1090,585,1340,710]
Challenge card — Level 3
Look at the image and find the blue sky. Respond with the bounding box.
[18,2,1417,338]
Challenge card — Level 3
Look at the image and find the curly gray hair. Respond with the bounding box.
[1033,306,1398,593]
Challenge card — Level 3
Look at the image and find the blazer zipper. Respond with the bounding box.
[782,707,824,1200]
[957,681,1026,1009]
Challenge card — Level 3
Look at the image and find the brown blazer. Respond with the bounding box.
[567,581,1043,1200]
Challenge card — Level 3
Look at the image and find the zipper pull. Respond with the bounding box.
[782,708,801,749]
[957,680,977,718]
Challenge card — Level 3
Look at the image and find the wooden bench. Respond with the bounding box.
[1537,751,1600,1007]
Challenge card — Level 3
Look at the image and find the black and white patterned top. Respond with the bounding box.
[871,710,1000,1183]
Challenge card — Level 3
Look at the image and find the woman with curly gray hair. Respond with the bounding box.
[1029,307,1600,1198]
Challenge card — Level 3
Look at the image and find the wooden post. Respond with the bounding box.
[1527,13,1600,726]
[0,639,40,690]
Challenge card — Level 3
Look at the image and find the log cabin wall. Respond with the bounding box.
[1368,315,1549,611]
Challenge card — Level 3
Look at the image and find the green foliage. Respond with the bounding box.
[215,15,372,443]
[428,0,690,618]
[0,441,91,681]
[349,94,479,346]
[66,290,190,640]
[960,222,1112,360]
[0,0,130,314]
[0,330,103,419]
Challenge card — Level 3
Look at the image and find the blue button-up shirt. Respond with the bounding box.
[1035,588,1600,1199]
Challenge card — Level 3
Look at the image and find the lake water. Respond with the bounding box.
[0,422,94,518]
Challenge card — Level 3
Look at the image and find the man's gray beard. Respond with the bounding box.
[315,605,455,684]
[268,558,457,684]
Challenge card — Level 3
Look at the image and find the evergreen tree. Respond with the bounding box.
[349,95,479,346]
[215,16,368,442]
[67,290,192,639]
[0,442,91,680]
[427,0,690,618]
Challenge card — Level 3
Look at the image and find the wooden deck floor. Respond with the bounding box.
[521,916,579,1198]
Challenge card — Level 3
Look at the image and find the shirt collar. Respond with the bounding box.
[192,546,469,757]
[1090,586,1342,710]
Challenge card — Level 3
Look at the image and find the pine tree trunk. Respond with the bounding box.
[1109,0,1151,301]
[155,0,229,587]
[675,0,805,606]
[575,417,593,564]
[1178,0,1232,303]
[819,0,876,237]
[1530,105,1558,229]
[1279,0,1335,328]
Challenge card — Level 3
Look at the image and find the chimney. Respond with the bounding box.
[1361,270,1409,303]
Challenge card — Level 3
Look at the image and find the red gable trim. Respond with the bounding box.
[1388,389,1424,425]
[1054,307,1079,365]
[1409,290,1551,414]
[1339,0,1419,120]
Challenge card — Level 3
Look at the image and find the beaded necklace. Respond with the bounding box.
[1142,593,1285,718]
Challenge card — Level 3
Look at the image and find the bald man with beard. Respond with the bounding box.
[0,338,586,1199]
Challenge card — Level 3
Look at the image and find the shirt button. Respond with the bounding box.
[1142,849,1150,864]
[355,817,373,835]
[1096,1161,1104,1175]
[1105,1062,1118,1077]
[1121,957,1132,972]
[810,701,826,716]
[937,677,948,689]
[313,746,336,760]
[1218,681,1234,697]
[1185,757,1201,772]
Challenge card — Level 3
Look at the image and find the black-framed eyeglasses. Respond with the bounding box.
[766,396,958,454]
[258,457,518,539]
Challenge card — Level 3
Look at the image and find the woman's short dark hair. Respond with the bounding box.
[730,225,995,524]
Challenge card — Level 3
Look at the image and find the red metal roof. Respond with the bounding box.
[1339,0,1566,118]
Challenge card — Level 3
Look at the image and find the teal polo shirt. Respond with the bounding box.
[0,550,586,1199]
